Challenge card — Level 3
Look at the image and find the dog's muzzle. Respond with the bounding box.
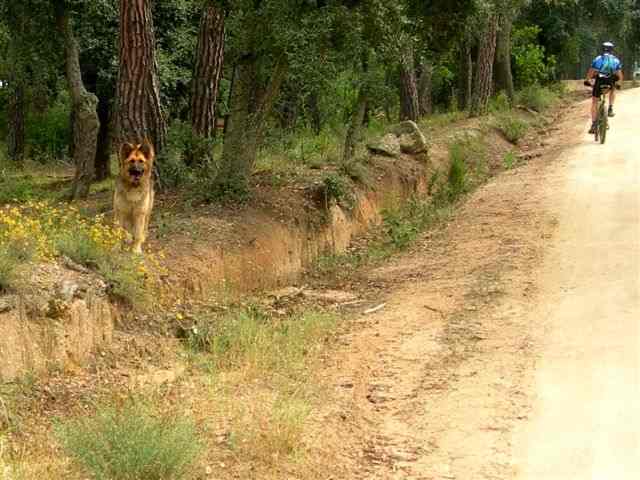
[128,166,144,179]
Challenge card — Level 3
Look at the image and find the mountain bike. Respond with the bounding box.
[588,73,621,144]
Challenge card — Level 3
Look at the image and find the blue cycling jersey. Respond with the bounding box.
[592,54,623,76]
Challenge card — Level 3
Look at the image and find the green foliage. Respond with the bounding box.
[382,196,454,251]
[54,230,108,268]
[503,150,518,170]
[515,84,558,112]
[55,402,202,480]
[495,113,529,143]
[0,175,40,204]
[383,208,420,250]
[323,173,354,210]
[489,92,512,113]
[158,121,200,188]
[441,135,488,202]
[512,25,556,87]
[187,306,336,377]
[447,151,468,200]
[0,242,33,291]
[97,256,151,310]
[25,93,72,162]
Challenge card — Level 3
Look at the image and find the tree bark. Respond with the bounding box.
[399,46,419,122]
[116,0,166,152]
[307,91,322,135]
[214,56,287,195]
[94,96,111,181]
[7,81,25,166]
[343,87,367,163]
[470,14,498,117]
[55,1,100,200]
[493,13,514,100]
[457,44,473,111]
[418,61,433,117]
[190,2,225,143]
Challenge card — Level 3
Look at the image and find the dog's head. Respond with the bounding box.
[119,140,155,187]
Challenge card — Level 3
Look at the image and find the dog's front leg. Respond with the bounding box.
[133,219,146,253]
[131,215,146,254]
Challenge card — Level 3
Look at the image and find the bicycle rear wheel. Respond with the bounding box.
[598,104,607,144]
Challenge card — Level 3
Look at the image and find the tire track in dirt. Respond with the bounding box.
[308,102,587,479]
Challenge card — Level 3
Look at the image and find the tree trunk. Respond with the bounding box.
[214,57,287,196]
[418,61,433,117]
[343,87,367,163]
[399,46,419,122]
[55,1,99,200]
[190,2,225,144]
[94,96,111,181]
[307,91,322,135]
[116,0,166,152]
[457,44,473,111]
[493,13,514,100]
[470,15,498,117]
[7,81,25,166]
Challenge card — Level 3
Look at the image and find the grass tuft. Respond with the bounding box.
[226,392,311,466]
[503,150,518,170]
[187,307,337,379]
[55,402,202,480]
[494,113,529,143]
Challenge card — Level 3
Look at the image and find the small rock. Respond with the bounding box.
[0,298,14,314]
[367,133,402,158]
[391,120,428,154]
[269,286,304,300]
[58,280,80,302]
[61,256,90,274]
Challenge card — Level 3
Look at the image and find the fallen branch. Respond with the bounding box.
[363,303,386,315]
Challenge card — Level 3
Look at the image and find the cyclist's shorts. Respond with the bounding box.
[592,74,618,98]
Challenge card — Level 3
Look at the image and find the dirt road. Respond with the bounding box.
[512,90,640,478]
[313,89,639,479]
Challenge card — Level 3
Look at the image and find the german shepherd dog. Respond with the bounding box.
[114,140,155,254]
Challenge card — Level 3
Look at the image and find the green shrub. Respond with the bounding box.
[512,26,556,87]
[447,151,468,200]
[495,113,529,143]
[54,230,108,268]
[516,85,557,112]
[323,173,354,209]
[433,135,488,203]
[55,402,202,480]
[98,255,150,309]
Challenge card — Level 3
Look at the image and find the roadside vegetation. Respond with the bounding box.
[55,402,202,480]
[0,201,164,308]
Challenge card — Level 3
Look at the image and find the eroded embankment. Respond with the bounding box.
[0,117,525,381]
[0,264,117,380]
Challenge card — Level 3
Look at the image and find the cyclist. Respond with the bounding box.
[584,41,624,133]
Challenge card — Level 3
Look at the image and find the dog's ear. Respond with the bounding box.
[120,143,135,166]
[139,139,155,161]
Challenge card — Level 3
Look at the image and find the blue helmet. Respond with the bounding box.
[603,41,615,53]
